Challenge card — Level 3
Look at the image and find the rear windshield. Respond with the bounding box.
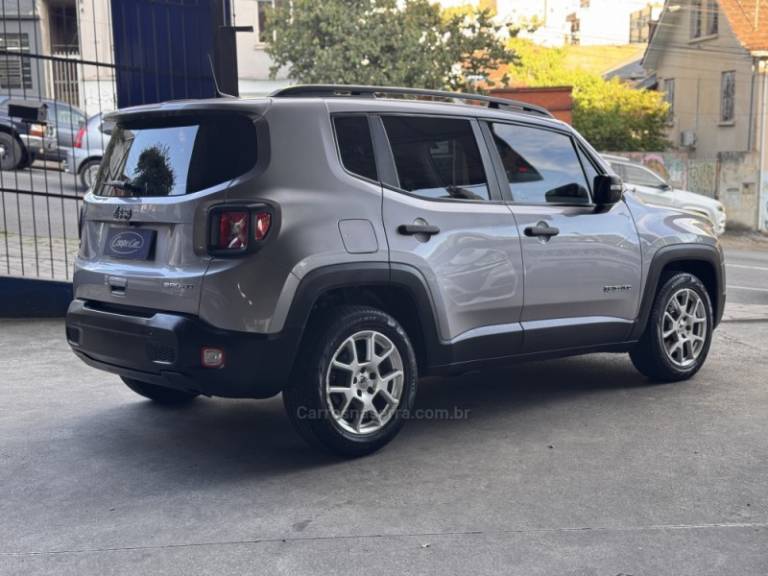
[95,113,258,197]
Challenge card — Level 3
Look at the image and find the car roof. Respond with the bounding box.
[108,93,571,132]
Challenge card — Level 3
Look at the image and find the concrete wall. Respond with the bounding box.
[608,150,760,229]
[718,151,760,230]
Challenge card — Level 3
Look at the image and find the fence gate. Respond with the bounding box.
[0,0,235,284]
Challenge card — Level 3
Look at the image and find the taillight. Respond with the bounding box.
[209,207,272,254]
[29,123,45,138]
[217,211,249,250]
[74,127,85,148]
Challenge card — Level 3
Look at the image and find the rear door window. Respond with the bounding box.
[95,114,258,197]
[382,115,491,201]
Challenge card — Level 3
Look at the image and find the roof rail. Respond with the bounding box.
[270,84,555,119]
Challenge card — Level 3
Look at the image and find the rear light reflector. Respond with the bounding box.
[254,211,271,241]
[201,347,225,368]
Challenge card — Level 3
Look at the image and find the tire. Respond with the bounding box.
[79,158,101,190]
[283,305,418,458]
[630,272,713,382]
[0,132,23,171]
[121,377,199,405]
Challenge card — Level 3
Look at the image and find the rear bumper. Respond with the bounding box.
[65,299,296,399]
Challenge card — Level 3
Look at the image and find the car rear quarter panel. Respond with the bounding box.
[198,99,389,334]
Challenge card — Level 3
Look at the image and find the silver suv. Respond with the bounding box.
[66,85,726,457]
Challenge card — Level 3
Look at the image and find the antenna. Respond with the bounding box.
[207,53,237,99]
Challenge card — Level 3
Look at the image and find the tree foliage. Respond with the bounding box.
[265,0,518,92]
[508,39,670,151]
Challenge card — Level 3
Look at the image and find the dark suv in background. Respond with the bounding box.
[0,96,85,170]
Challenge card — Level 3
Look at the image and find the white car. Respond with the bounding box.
[604,155,726,235]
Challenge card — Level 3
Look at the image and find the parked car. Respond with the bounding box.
[66,86,726,457]
[65,112,111,189]
[0,96,86,170]
[604,154,727,235]
[0,98,57,171]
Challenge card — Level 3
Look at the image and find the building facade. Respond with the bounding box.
[643,0,768,230]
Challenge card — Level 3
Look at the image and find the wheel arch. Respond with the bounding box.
[631,243,725,340]
[77,155,102,173]
[282,263,444,376]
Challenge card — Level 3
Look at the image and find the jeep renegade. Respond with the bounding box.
[66,85,726,457]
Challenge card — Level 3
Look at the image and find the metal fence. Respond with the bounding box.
[0,0,118,281]
[0,0,233,281]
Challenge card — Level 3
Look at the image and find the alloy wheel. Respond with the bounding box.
[325,330,405,435]
[660,288,708,368]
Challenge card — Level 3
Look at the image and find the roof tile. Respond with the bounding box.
[719,0,768,52]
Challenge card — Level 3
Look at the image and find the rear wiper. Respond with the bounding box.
[105,180,144,193]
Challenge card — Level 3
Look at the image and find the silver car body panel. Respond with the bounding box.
[74,95,722,349]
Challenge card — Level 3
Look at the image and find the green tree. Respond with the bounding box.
[509,39,670,151]
[265,0,518,92]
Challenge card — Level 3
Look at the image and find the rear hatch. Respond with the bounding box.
[75,106,261,314]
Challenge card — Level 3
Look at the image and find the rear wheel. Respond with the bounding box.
[0,132,23,171]
[630,272,713,382]
[121,377,199,405]
[283,306,418,458]
[79,158,101,190]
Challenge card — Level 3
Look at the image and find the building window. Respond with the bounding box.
[721,71,735,124]
[256,0,287,44]
[707,0,719,35]
[663,78,675,120]
[691,0,703,38]
[0,33,32,90]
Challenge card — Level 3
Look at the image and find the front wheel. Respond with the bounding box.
[283,306,418,458]
[630,272,713,382]
[121,377,199,405]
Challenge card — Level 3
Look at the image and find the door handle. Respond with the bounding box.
[398,223,440,236]
[524,223,560,238]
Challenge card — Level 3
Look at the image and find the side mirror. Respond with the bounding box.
[593,174,623,206]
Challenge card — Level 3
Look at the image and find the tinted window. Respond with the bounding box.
[577,146,599,193]
[621,164,666,188]
[334,116,377,181]
[96,114,258,197]
[383,115,490,201]
[51,104,85,128]
[490,123,590,205]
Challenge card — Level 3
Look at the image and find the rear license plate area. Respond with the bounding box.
[104,227,156,260]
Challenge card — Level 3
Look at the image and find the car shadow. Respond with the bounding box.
[72,353,651,483]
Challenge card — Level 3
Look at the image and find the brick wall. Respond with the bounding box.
[490,86,574,124]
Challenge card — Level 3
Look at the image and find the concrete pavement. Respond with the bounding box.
[0,317,766,575]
